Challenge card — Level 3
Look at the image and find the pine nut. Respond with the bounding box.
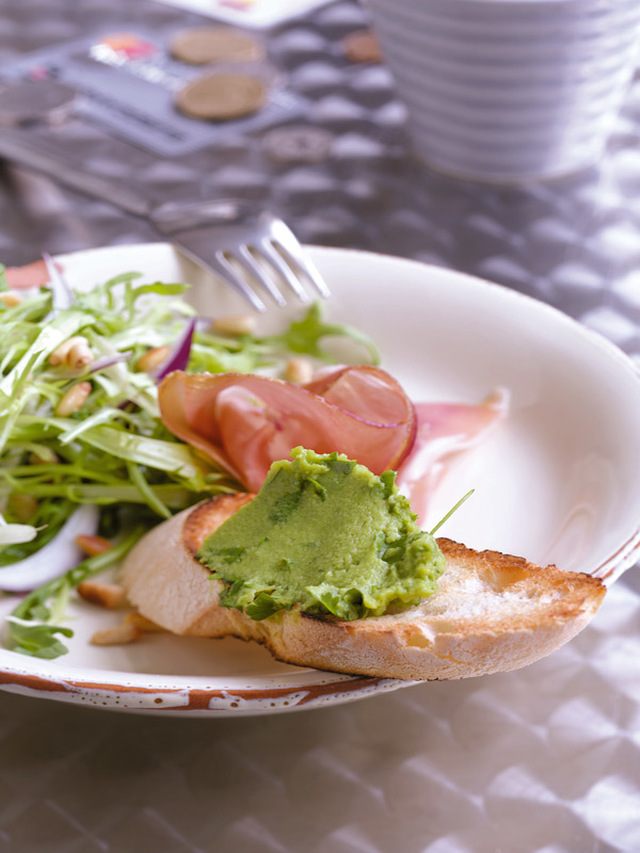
[136,345,170,373]
[65,341,93,369]
[76,534,112,557]
[90,622,141,646]
[49,335,90,367]
[284,357,314,385]
[211,314,257,337]
[0,291,22,307]
[55,381,91,417]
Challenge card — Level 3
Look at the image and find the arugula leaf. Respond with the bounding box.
[6,526,145,659]
[306,584,364,621]
[269,486,303,523]
[217,580,286,621]
[212,546,247,564]
[244,592,285,621]
[6,619,74,660]
[265,302,379,364]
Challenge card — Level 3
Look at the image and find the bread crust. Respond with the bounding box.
[119,496,606,680]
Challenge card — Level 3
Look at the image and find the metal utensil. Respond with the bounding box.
[149,199,330,313]
[0,127,330,312]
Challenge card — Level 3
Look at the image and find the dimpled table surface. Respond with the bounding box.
[1,1,640,851]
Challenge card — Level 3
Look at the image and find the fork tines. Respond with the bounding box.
[149,200,331,313]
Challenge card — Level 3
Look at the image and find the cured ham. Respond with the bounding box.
[158,367,416,492]
[397,388,509,525]
[4,259,52,289]
[158,366,508,520]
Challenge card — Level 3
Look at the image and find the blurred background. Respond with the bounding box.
[0,1,639,852]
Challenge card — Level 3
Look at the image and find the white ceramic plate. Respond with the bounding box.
[1,243,640,716]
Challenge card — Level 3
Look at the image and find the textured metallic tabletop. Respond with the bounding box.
[0,1,640,851]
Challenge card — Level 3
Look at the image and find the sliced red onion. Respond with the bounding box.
[152,317,196,381]
[0,504,100,593]
[86,352,130,374]
[65,352,131,380]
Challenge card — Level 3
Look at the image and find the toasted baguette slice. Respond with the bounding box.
[119,494,606,680]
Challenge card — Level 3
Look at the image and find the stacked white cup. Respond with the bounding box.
[365,0,640,182]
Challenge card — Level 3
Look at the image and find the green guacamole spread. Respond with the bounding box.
[197,447,446,621]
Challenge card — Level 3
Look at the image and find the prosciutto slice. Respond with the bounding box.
[158,367,417,492]
[397,388,509,525]
[159,366,508,521]
[4,259,52,289]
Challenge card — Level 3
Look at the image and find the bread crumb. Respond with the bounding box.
[90,622,141,646]
[77,581,126,609]
[124,612,166,633]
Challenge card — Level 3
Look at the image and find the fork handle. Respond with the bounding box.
[0,127,151,218]
[149,199,257,233]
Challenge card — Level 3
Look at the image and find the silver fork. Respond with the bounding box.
[0,128,330,313]
[149,199,331,313]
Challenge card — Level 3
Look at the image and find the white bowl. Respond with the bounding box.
[1,243,639,716]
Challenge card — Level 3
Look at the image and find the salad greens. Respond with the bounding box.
[7,526,145,659]
[0,266,377,658]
